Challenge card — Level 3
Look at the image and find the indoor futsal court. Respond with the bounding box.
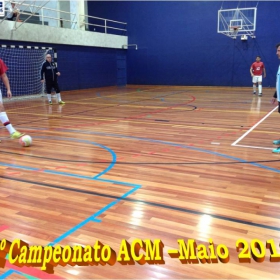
[1,86,280,279]
[1,0,280,279]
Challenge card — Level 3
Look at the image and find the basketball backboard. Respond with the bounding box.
[218,7,257,39]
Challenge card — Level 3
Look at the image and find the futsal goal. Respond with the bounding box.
[0,45,55,102]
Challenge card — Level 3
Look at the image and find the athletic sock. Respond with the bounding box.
[258,85,262,93]
[0,112,16,134]
[56,93,62,102]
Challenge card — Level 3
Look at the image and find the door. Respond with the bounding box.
[117,54,127,86]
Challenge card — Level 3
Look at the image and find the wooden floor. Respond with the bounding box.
[1,85,280,279]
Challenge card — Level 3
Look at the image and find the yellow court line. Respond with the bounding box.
[47,113,280,133]
[40,101,271,114]
[4,86,165,113]
[9,109,280,135]
[200,109,271,114]
[67,86,165,102]
[8,112,62,117]
[6,101,191,111]
[10,99,196,113]
[61,102,113,105]
[64,102,193,109]
[7,109,278,134]
[96,120,280,134]
[6,103,47,112]
[118,104,178,109]
[103,119,280,134]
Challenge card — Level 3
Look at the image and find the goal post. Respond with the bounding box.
[0,45,55,101]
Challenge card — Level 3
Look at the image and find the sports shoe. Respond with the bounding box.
[258,93,262,96]
[58,101,65,105]
[49,101,52,105]
[10,131,25,139]
[272,147,280,153]
[273,140,280,145]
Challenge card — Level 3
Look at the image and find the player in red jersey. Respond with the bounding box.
[250,56,266,96]
[0,59,24,140]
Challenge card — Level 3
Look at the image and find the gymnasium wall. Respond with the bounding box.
[88,1,280,87]
[0,40,126,91]
[0,0,128,91]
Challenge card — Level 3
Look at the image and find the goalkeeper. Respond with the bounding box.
[0,58,25,140]
[41,54,65,105]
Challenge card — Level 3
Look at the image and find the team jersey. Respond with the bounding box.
[41,61,58,81]
[251,61,265,76]
[0,59,8,76]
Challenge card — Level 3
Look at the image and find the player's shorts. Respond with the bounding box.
[252,75,262,83]
[45,80,60,94]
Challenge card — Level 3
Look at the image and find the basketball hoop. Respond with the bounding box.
[218,8,257,39]
[230,26,240,37]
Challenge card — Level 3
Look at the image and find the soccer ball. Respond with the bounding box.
[19,135,32,147]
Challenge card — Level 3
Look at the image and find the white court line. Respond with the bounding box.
[234,144,273,150]
[231,106,278,146]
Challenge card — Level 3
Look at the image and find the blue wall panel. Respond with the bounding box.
[0,40,124,91]
[88,1,280,87]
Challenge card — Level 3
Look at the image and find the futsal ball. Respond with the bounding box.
[19,135,32,147]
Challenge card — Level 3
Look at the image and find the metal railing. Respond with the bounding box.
[0,0,127,35]
[80,14,127,35]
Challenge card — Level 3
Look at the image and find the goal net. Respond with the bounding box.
[0,46,54,102]
[0,46,57,140]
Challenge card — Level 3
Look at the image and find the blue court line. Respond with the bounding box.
[40,136,116,179]
[49,183,141,246]
[1,267,43,279]
[26,131,280,175]
[1,137,140,279]
[38,130,280,174]
[0,269,14,279]
[2,131,280,278]
[0,166,138,188]
[0,162,38,171]
[0,136,120,183]
[0,270,33,280]
[93,177,139,186]
[0,137,142,188]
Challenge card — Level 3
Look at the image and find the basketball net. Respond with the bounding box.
[230,26,239,37]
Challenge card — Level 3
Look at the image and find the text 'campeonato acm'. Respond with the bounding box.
[1,238,280,274]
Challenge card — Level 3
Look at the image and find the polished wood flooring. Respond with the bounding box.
[1,85,280,279]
